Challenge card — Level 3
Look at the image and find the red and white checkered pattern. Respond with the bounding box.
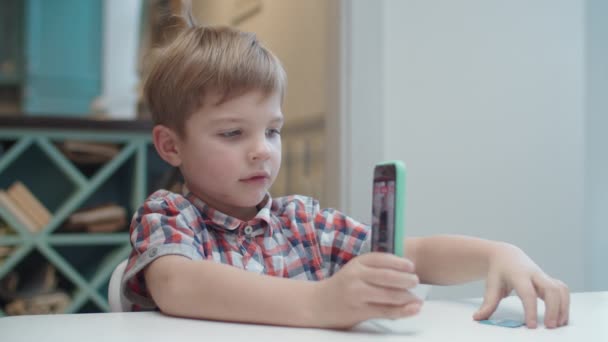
[123,187,369,310]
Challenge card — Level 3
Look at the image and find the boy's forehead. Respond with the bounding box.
[194,91,283,120]
[203,90,282,110]
[203,89,282,105]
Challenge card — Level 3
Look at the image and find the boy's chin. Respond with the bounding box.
[238,192,268,207]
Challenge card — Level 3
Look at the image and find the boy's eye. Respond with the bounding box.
[220,130,241,138]
[266,128,281,136]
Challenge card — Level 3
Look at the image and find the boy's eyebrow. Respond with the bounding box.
[270,116,284,124]
[209,115,284,125]
[209,117,243,124]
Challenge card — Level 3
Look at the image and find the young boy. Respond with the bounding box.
[121,18,569,330]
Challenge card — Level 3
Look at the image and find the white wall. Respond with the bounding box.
[585,0,608,291]
[345,0,586,298]
[340,0,385,216]
[98,0,141,119]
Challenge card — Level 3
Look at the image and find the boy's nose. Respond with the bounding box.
[249,138,271,161]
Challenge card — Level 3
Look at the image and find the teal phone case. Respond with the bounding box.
[374,160,406,257]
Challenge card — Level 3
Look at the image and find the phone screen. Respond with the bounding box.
[371,165,396,253]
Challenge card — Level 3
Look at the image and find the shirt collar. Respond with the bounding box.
[182,184,274,231]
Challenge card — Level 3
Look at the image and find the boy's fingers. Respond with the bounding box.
[558,282,570,326]
[359,252,415,273]
[473,286,502,321]
[364,286,421,305]
[541,286,561,329]
[363,268,419,289]
[368,302,422,320]
[514,281,538,329]
[534,275,569,328]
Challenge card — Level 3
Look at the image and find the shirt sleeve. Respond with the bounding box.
[121,190,205,309]
[311,198,371,277]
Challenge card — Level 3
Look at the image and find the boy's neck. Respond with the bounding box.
[182,184,268,222]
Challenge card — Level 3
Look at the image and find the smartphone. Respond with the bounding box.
[371,160,406,257]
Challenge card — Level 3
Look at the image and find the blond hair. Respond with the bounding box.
[143,14,286,137]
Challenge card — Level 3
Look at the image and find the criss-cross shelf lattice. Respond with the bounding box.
[0,118,166,316]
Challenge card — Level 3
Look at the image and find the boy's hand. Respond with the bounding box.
[473,244,570,329]
[312,252,422,329]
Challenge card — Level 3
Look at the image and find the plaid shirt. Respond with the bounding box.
[122,187,371,309]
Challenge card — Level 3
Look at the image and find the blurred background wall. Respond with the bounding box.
[585,0,608,292]
[343,0,606,298]
[1,0,605,298]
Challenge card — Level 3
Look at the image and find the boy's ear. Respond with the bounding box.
[152,125,182,167]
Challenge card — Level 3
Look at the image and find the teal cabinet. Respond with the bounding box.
[0,0,25,85]
[0,117,173,315]
[24,0,102,115]
[0,0,103,115]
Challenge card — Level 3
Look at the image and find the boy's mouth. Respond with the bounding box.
[240,172,270,182]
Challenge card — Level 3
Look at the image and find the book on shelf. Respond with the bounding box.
[4,291,71,315]
[67,203,126,226]
[64,216,127,233]
[60,140,120,164]
[0,246,13,266]
[0,263,57,299]
[86,216,127,233]
[6,181,52,230]
[0,270,18,301]
[1,262,71,315]
[0,190,39,233]
[0,219,13,235]
[0,246,12,258]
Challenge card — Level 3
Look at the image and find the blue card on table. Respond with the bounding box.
[478,319,525,328]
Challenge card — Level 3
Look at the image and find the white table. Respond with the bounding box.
[1,292,606,342]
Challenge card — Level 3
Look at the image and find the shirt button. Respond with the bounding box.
[244,226,253,235]
[149,247,158,258]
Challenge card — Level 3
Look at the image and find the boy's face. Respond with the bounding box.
[175,90,283,220]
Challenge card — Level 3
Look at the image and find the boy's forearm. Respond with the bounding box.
[145,255,319,327]
[406,235,512,285]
